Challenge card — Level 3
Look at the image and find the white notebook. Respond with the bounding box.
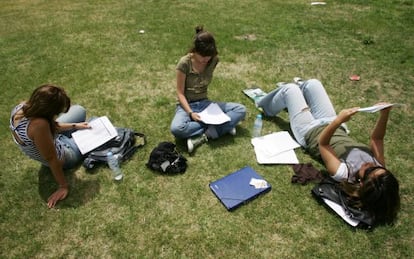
[72,116,118,154]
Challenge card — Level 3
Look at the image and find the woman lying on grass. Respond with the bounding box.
[257,78,400,225]
[10,84,90,208]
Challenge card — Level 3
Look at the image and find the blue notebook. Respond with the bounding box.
[209,166,271,211]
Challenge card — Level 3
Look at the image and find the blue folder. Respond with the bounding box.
[209,166,271,211]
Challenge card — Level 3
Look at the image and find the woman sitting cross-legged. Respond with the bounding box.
[170,25,246,153]
[257,78,400,225]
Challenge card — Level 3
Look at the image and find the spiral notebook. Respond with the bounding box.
[209,166,271,211]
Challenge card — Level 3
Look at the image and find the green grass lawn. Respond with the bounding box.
[1,0,413,258]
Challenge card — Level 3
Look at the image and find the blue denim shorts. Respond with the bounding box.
[58,135,83,170]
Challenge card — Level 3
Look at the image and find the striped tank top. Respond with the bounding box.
[9,103,65,166]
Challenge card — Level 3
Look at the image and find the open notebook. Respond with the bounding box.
[72,116,118,154]
[209,166,271,211]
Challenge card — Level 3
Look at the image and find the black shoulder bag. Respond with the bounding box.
[311,178,375,229]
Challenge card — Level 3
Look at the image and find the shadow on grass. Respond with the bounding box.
[38,165,100,208]
[175,126,251,156]
[213,124,254,145]
[264,115,292,133]
[174,137,188,154]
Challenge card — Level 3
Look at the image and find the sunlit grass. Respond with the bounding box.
[1,0,413,258]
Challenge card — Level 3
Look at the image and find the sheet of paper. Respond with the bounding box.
[311,2,327,5]
[254,147,299,164]
[251,131,300,164]
[358,103,404,113]
[251,131,300,157]
[72,116,118,154]
[198,103,231,125]
[249,178,269,189]
[322,198,359,227]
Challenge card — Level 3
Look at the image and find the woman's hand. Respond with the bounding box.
[75,122,91,130]
[190,112,201,122]
[336,107,360,123]
[374,102,393,114]
[47,186,69,208]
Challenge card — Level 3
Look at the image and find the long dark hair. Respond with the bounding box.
[341,168,400,225]
[23,84,71,134]
[189,25,218,57]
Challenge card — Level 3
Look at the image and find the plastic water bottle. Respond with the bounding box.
[107,151,123,181]
[252,114,263,138]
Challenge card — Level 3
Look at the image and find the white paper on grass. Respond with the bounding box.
[198,103,231,125]
[251,131,300,156]
[254,147,299,164]
[72,116,118,154]
[251,131,301,164]
[358,103,404,113]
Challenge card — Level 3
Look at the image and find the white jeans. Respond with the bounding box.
[257,79,344,146]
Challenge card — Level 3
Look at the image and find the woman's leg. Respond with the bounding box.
[258,83,317,146]
[300,79,349,132]
[56,105,87,137]
[170,101,210,139]
[55,105,87,168]
[59,135,83,169]
[214,102,246,138]
[56,104,87,123]
[300,79,336,119]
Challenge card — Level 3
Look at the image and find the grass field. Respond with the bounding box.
[1,0,413,258]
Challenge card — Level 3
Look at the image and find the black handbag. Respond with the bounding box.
[311,178,375,229]
[146,142,187,174]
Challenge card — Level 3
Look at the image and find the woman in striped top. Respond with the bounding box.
[10,84,90,208]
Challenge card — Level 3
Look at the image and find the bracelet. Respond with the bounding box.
[188,111,193,117]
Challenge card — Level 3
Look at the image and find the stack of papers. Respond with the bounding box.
[251,131,300,164]
[72,116,118,154]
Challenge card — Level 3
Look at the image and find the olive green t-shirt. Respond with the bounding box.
[176,54,219,102]
[304,125,370,159]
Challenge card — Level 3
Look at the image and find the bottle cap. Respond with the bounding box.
[257,114,262,118]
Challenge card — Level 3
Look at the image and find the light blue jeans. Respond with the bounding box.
[257,79,343,147]
[56,105,87,169]
[170,99,246,139]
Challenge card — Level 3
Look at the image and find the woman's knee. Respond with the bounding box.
[228,103,246,123]
[170,123,189,139]
[235,103,247,116]
[283,83,302,94]
[303,79,323,90]
[56,104,86,123]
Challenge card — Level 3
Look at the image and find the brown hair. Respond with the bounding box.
[189,25,218,57]
[23,84,71,133]
[341,168,400,225]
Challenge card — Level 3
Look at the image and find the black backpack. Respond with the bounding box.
[83,128,146,169]
[146,142,187,174]
[311,177,375,229]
